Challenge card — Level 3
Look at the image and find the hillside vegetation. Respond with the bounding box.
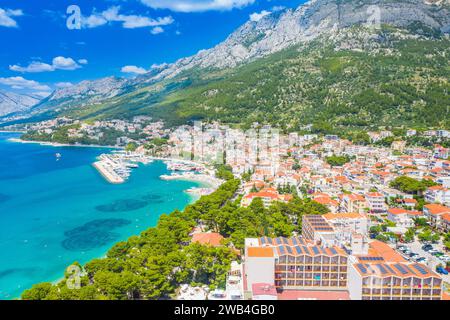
[52,26,449,132]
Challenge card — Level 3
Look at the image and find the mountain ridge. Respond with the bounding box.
[0,90,41,118]
[1,0,449,129]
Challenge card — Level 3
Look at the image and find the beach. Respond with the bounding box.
[8,138,121,149]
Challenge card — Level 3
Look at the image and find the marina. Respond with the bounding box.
[93,152,154,184]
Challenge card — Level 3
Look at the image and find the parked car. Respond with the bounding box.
[436,266,449,275]
[416,257,428,263]
[432,251,444,257]
[422,244,433,251]
[439,255,450,262]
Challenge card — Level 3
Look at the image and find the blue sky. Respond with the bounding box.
[0,0,306,97]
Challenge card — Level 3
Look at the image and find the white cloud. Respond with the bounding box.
[141,0,255,12]
[83,14,108,28]
[10,56,85,73]
[0,8,23,28]
[249,10,271,22]
[55,82,74,88]
[52,56,80,70]
[0,76,51,91]
[151,26,164,35]
[81,6,174,29]
[121,65,148,75]
[9,61,54,73]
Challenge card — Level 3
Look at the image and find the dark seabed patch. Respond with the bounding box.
[141,194,163,202]
[61,219,131,251]
[95,199,149,213]
[0,267,41,279]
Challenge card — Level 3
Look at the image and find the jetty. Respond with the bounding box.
[93,161,125,184]
[93,152,154,184]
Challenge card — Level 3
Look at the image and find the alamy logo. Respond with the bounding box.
[66,264,81,289]
[366,5,381,30]
[66,5,81,30]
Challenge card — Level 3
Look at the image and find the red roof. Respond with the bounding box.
[252,283,277,297]
[247,247,274,258]
[424,204,450,215]
[369,240,406,263]
[366,192,383,197]
[388,208,409,215]
[278,290,350,300]
[442,213,450,223]
[191,232,224,247]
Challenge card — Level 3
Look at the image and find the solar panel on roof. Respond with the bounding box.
[329,248,337,255]
[292,238,298,245]
[377,264,388,275]
[394,264,408,275]
[279,246,286,255]
[357,264,368,274]
[384,264,395,274]
[275,238,282,245]
[360,256,384,261]
[260,237,266,244]
[312,247,320,255]
[295,246,302,254]
[286,246,293,254]
[412,264,428,275]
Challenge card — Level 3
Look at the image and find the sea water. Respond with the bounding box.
[0,132,199,299]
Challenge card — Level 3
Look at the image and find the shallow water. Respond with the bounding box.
[0,132,199,299]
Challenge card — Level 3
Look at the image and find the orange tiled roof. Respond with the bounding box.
[388,208,409,215]
[366,192,384,197]
[247,247,274,258]
[424,204,450,215]
[442,213,450,223]
[191,232,224,247]
[427,185,446,191]
[369,240,406,263]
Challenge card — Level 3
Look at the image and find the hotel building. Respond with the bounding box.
[348,262,443,300]
[244,237,349,293]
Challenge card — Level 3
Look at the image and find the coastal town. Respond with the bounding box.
[7,117,450,301]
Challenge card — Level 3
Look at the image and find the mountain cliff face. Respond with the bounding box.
[146,0,449,80]
[0,90,40,118]
[1,0,449,128]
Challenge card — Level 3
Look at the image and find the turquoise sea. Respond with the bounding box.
[0,132,199,300]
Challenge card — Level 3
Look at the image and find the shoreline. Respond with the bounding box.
[8,137,122,149]
[0,130,26,133]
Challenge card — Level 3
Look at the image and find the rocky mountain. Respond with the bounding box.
[1,0,449,129]
[143,0,450,80]
[0,90,40,118]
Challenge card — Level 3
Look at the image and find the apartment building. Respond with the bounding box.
[387,208,415,228]
[244,237,348,293]
[347,240,443,300]
[423,204,450,229]
[340,194,367,214]
[323,212,369,236]
[241,188,293,207]
[301,215,335,243]
[348,262,443,300]
[365,192,387,214]
[425,186,450,206]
